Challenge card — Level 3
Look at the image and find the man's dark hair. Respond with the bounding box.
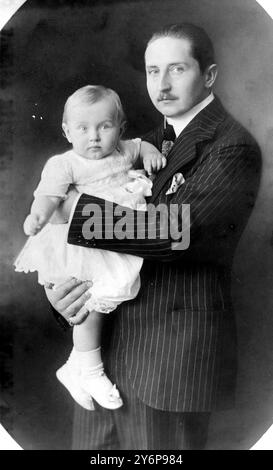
[146,23,215,73]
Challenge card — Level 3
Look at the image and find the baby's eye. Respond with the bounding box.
[101,122,114,130]
[78,125,87,132]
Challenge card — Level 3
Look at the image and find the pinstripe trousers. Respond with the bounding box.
[72,358,210,450]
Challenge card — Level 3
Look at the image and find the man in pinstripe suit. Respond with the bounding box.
[46,24,261,449]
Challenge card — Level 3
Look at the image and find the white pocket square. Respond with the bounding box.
[166,173,185,195]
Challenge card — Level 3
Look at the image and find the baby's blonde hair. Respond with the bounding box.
[62,85,126,127]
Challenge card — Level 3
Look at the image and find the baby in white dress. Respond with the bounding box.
[14,85,166,411]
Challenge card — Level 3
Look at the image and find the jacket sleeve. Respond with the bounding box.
[67,141,261,264]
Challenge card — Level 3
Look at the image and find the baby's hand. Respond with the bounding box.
[143,151,167,176]
[23,213,46,236]
[139,141,167,176]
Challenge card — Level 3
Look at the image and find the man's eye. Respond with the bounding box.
[78,126,87,132]
[147,69,159,76]
[170,66,185,74]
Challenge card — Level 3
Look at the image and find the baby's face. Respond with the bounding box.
[63,98,120,160]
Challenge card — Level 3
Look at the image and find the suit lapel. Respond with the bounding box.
[150,96,227,203]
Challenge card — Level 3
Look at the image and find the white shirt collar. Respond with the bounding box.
[167,93,215,138]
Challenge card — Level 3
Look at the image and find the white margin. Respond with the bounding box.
[0,0,27,31]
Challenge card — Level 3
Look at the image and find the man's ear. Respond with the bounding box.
[62,123,71,142]
[204,64,218,89]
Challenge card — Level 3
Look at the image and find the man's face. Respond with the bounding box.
[145,36,211,118]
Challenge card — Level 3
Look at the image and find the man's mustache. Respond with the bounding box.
[157,94,177,101]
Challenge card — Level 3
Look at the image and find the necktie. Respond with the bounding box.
[163,123,176,141]
[161,123,176,158]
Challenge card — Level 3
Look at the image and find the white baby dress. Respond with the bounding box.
[14,139,152,313]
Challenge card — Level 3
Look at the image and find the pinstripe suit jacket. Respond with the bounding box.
[68,96,261,412]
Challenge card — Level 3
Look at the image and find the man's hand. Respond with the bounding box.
[50,187,79,224]
[44,277,92,325]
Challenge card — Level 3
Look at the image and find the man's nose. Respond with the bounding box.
[158,72,171,91]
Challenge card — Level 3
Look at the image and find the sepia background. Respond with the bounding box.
[1,0,273,449]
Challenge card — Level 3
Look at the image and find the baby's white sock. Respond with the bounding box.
[73,347,103,375]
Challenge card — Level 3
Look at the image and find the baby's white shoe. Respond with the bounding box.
[79,363,123,410]
[56,360,95,411]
